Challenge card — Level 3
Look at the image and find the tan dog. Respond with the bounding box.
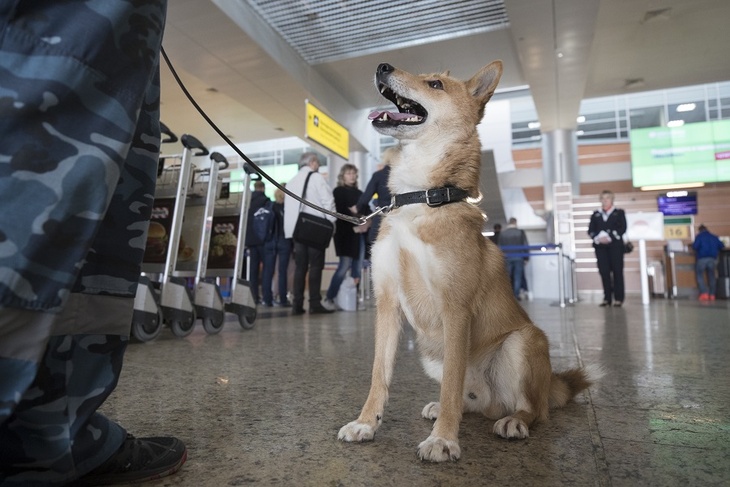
[337,61,600,462]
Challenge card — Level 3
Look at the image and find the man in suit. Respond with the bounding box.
[587,190,628,307]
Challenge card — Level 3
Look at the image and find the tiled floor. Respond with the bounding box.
[101,297,730,486]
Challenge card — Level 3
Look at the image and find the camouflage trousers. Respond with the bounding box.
[0,1,167,485]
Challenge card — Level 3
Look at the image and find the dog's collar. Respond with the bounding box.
[391,187,470,209]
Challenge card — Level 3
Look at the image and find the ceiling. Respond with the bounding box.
[160,0,730,154]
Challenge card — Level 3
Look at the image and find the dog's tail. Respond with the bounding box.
[548,364,604,409]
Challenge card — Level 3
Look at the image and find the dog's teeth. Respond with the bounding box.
[380,86,386,94]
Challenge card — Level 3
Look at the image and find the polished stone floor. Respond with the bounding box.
[101,297,730,486]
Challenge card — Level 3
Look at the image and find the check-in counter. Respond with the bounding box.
[665,250,696,298]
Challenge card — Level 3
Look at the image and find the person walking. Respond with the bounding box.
[323,164,363,310]
[0,2,187,485]
[262,187,292,307]
[498,218,529,300]
[692,224,725,301]
[488,223,502,245]
[357,148,395,251]
[587,190,628,307]
[283,152,336,315]
[245,180,271,304]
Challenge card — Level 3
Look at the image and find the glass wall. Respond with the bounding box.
[508,81,730,148]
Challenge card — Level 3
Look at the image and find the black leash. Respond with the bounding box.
[160,47,469,224]
[160,46,364,225]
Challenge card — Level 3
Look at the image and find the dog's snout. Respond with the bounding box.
[377,63,394,76]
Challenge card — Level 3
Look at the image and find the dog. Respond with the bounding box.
[337,61,600,462]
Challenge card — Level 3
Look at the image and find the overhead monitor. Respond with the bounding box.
[657,191,698,216]
[630,119,730,188]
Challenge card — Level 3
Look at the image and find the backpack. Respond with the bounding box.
[250,200,274,245]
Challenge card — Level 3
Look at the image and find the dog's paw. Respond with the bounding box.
[417,435,461,462]
[421,402,441,420]
[493,416,530,439]
[338,421,376,443]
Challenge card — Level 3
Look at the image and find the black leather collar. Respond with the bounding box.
[391,187,470,209]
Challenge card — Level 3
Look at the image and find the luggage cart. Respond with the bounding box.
[207,163,258,330]
[132,134,207,340]
[193,151,229,334]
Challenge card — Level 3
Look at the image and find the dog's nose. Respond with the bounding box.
[377,63,394,75]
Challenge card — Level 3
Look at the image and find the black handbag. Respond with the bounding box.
[623,240,634,254]
[292,172,334,250]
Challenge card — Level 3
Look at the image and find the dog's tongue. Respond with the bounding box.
[368,110,413,121]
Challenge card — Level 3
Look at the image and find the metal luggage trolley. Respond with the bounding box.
[190,151,229,334]
[132,134,211,340]
[206,162,259,330]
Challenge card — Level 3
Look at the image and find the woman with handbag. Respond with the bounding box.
[323,164,364,311]
[588,190,628,307]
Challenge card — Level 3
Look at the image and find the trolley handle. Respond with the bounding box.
[210,151,230,170]
[181,134,209,156]
[243,162,262,181]
[160,122,178,144]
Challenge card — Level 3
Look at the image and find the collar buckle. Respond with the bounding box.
[425,188,451,207]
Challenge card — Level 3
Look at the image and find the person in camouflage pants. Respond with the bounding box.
[0,1,186,485]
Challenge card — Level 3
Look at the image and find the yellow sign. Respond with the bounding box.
[305,101,349,160]
[664,216,693,240]
[664,224,691,240]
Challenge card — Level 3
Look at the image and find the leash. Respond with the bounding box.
[161,46,364,225]
[160,47,468,224]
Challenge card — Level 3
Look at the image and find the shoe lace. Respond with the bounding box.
[105,434,157,472]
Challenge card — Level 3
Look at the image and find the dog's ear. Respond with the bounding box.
[467,60,503,107]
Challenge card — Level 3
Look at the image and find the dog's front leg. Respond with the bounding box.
[338,291,402,443]
[417,312,469,462]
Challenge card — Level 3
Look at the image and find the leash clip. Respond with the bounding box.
[360,202,393,224]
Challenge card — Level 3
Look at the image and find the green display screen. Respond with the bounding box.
[630,119,730,187]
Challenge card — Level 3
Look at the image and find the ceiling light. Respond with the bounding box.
[676,103,696,112]
[576,130,585,136]
[528,122,541,129]
[641,7,672,24]
[667,120,685,127]
[576,116,585,123]
[640,182,704,191]
[624,78,645,90]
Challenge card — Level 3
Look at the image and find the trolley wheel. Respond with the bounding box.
[170,319,195,337]
[202,317,224,335]
[131,313,163,342]
[238,308,256,330]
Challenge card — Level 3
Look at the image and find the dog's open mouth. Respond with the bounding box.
[369,84,427,126]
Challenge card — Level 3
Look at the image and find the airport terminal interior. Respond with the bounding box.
[84,0,730,485]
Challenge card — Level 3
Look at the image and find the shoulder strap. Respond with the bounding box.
[298,172,315,213]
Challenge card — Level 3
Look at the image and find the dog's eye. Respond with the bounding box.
[428,80,443,90]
